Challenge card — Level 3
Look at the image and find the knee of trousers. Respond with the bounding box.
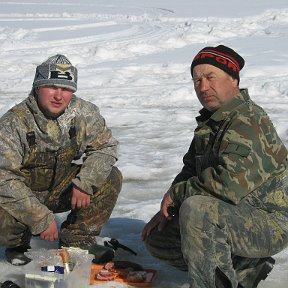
[91,166,123,201]
[143,218,187,270]
[109,166,123,194]
[179,195,221,230]
[0,207,31,247]
[61,166,123,237]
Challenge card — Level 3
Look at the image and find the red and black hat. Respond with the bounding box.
[190,45,245,83]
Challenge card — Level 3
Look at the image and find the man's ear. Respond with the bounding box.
[231,77,238,88]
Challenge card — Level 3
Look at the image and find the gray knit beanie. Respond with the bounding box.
[33,54,77,92]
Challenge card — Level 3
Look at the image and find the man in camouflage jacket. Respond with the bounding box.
[0,54,122,265]
[142,45,287,288]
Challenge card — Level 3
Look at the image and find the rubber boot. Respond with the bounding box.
[235,256,275,288]
[5,245,31,266]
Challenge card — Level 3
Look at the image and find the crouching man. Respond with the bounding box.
[0,54,122,265]
[142,45,288,288]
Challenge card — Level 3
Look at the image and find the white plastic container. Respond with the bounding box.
[25,273,59,288]
[24,248,94,288]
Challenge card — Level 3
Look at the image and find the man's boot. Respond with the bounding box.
[234,256,275,288]
[5,245,31,266]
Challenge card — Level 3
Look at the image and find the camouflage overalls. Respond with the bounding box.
[0,92,122,248]
[145,89,288,288]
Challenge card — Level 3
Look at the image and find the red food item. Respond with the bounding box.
[104,261,143,271]
[104,261,115,271]
[94,261,144,282]
[96,269,117,281]
[90,263,158,287]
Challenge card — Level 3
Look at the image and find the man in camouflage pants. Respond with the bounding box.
[0,54,122,265]
[142,45,287,287]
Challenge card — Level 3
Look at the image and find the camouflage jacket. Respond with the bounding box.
[170,89,288,215]
[0,92,118,234]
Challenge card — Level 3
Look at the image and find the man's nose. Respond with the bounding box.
[54,88,63,99]
[200,78,209,92]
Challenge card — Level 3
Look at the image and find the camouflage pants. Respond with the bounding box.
[0,166,122,248]
[144,195,288,288]
[59,166,122,247]
[0,210,32,248]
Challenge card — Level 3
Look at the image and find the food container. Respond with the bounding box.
[24,248,94,288]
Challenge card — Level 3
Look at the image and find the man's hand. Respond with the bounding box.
[71,185,91,209]
[40,220,58,241]
[142,189,175,241]
[160,190,174,219]
[141,211,168,240]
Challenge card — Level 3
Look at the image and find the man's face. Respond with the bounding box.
[192,64,239,112]
[35,86,73,118]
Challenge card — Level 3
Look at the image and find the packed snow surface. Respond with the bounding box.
[0,0,287,287]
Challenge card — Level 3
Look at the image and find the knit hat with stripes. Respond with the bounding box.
[190,45,245,83]
[33,54,77,92]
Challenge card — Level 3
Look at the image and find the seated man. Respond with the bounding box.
[0,54,122,265]
[142,45,287,288]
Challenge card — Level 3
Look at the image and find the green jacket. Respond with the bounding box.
[170,89,287,215]
[0,92,118,234]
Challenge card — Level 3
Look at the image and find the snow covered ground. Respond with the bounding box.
[0,0,287,287]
